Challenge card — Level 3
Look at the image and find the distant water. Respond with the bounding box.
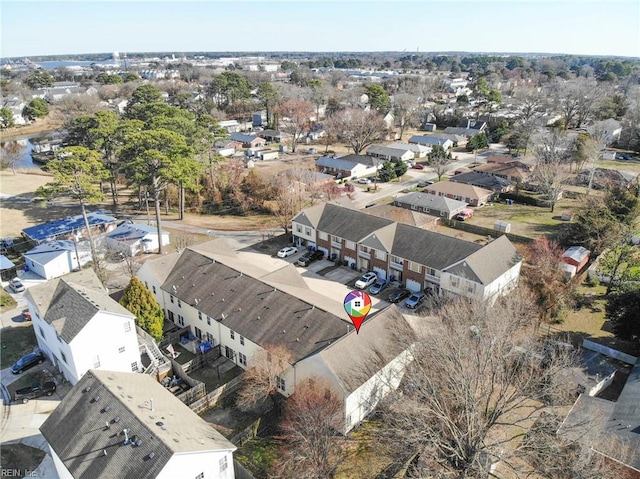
[37,60,112,69]
[1,137,44,170]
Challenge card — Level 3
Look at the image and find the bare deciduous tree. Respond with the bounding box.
[533,128,572,212]
[392,92,419,140]
[274,98,314,153]
[273,378,344,479]
[0,140,26,174]
[326,108,387,155]
[378,289,581,479]
[236,344,292,412]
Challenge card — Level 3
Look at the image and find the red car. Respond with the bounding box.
[412,164,425,170]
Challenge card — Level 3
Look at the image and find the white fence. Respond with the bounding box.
[582,339,637,365]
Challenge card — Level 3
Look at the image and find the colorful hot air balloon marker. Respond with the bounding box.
[343,291,372,334]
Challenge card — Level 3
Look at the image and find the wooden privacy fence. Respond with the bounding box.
[188,374,244,414]
[441,218,533,244]
[234,460,257,479]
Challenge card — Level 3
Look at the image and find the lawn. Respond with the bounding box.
[1,325,37,366]
[0,443,46,476]
[0,289,17,312]
[335,421,396,479]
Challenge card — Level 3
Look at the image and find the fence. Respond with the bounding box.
[188,374,244,415]
[441,218,534,244]
[159,326,191,350]
[234,460,257,479]
[582,339,638,365]
[183,346,221,375]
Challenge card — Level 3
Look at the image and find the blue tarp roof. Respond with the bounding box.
[22,213,116,243]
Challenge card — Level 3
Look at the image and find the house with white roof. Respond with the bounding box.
[387,142,431,158]
[315,154,379,179]
[105,223,170,256]
[408,135,454,151]
[366,145,415,163]
[41,370,237,479]
[24,240,92,280]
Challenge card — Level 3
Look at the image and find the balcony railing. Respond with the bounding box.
[390,261,403,270]
[358,251,371,260]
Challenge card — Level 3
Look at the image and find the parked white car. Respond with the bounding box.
[357,178,372,184]
[277,246,299,258]
[355,272,378,289]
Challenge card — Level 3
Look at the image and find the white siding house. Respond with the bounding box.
[41,370,236,479]
[440,236,522,301]
[26,269,141,385]
[23,240,92,280]
[295,306,414,433]
[105,223,170,256]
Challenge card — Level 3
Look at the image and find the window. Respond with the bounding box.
[177,315,184,326]
[392,255,403,264]
[195,327,202,340]
[345,240,355,250]
[305,227,312,236]
[230,330,235,340]
[219,456,228,472]
[124,321,131,333]
[152,285,156,294]
[276,376,286,391]
[296,224,302,233]
[57,334,63,344]
[196,474,204,479]
[168,311,175,322]
[375,250,387,261]
[332,235,341,243]
[207,316,211,326]
[118,346,125,354]
[206,332,214,344]
[318,231,328,240]
[177,299,182,308]
[426,267,436,277]
[60,351,67,364]
[239,352,247,366]
[131,362,138,372]
[39,326,45,338]
[450,277,459,287]
[467,283,475,293]
[240,335,245,346]
[360,245,370,253]
[408,261,421,273]
[93,355,101,368]
[198,311,202,321]
[345,414,352,428]
[170,295,174,304]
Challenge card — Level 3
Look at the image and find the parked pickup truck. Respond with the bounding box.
[14,381,56,403]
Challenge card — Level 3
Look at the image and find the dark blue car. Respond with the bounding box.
[11,351,45,374]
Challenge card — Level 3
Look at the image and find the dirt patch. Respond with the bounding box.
[0,443,46,476]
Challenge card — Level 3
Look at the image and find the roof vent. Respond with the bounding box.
[194,299,199,306]
[156,421,164,427]
[282,329,286,334]
[83,386,91,393]
[91,395,100,403]
[112,416,120,423]
[238,307,241,311]
[101,405,110,413]
[147,452,155,460]
[257,316,260,320]
[103,450,108,457]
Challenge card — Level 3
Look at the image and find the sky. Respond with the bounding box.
[2,1,639,59]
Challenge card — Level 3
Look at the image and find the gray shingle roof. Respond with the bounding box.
[408,135,452,146]
[366,145,413,158]
[40,370,236,479]
[340,154,377,167]
[316,203,393,243]
[161,248,350,363]
[315,305,414,394]
[450,171,512,191]
[391,223,482,270]
[394,192,469,214]
[26,269,134,343]
[443,236,519,285]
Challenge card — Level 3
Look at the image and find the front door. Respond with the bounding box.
[225,346,235,361]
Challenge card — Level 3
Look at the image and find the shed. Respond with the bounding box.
[494,220,511,233]
[562,246,590,272]
[24,240,92,280]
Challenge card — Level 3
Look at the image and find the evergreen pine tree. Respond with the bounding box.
[120,277,164,341]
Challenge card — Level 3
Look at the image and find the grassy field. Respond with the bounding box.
[0,289,17,312]
[1,324,38,366]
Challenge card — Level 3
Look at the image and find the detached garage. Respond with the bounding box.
[24,240,92,280]
[105,223,170,256]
